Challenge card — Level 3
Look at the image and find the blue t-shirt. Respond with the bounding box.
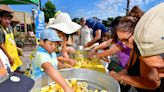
[30,46,58,79]
[92,22,108,37]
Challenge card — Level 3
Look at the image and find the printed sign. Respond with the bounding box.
[35,10,45,43]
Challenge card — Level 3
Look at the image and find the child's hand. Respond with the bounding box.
[88,49,96,59]
[64,87,75,92]
[69,59,76,66]
[58,63,72,69]
[64,64,72,68]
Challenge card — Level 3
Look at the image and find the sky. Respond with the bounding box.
[10,0,164,20]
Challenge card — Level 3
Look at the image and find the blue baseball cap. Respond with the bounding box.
[40,28,62,42]
[86,18,94,27]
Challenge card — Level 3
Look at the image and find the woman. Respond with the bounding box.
[110,15,163,92]
[88,16,130,72]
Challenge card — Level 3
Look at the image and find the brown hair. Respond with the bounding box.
[110,16,122,43]
[116,16,138,33]
[128,6,144,20]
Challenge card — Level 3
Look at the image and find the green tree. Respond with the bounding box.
[107,17,113,22]
[41,0,56,23]
[72,18,80,24]
[102,17,113,27]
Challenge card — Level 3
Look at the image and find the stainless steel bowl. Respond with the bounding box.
[31,68,120,92]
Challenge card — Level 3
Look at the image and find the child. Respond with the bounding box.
[30,29,74,92]
[47,12,81,66]
[55,30,76,67]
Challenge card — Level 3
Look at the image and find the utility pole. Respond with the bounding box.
[126,0,130,16]
[31,8,35,31]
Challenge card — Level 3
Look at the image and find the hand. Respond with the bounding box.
[17,47,23,56]
[58,62,72,69]
[64,87,74,92]
[67,47,76,54]
[69,59,76,66]
[88,49,96,59]
[84,44,88,48]
[109,70,122,81]
[63,63,72,68]
[84,42,91,48]
[8,57,14,66]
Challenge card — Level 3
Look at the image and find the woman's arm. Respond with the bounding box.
[95,44,122,58]
[110,59,161,90]
[88,39,113,58]
[42,62,74,92]
[94,39,113,51]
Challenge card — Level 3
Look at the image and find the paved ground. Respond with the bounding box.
[20,45,36,71]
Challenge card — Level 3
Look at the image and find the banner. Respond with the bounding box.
[35,10,45,44]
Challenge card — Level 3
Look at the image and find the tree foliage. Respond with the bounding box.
[102,17,113,28]
[72,18,80,24]
[41,0,56,23]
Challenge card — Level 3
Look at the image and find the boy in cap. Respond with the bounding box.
[30,29,74,92]
[0,10,22,71]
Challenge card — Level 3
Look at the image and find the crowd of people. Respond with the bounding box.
[0,2,164,92]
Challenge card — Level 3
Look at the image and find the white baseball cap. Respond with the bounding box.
[134,2,164,56]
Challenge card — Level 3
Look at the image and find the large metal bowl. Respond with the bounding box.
[31,68,120,92]
[69,45,91,58]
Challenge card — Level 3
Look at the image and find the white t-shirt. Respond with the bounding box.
[0,49,11,69]
[0,49,11,83]
[80,26,91,45]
